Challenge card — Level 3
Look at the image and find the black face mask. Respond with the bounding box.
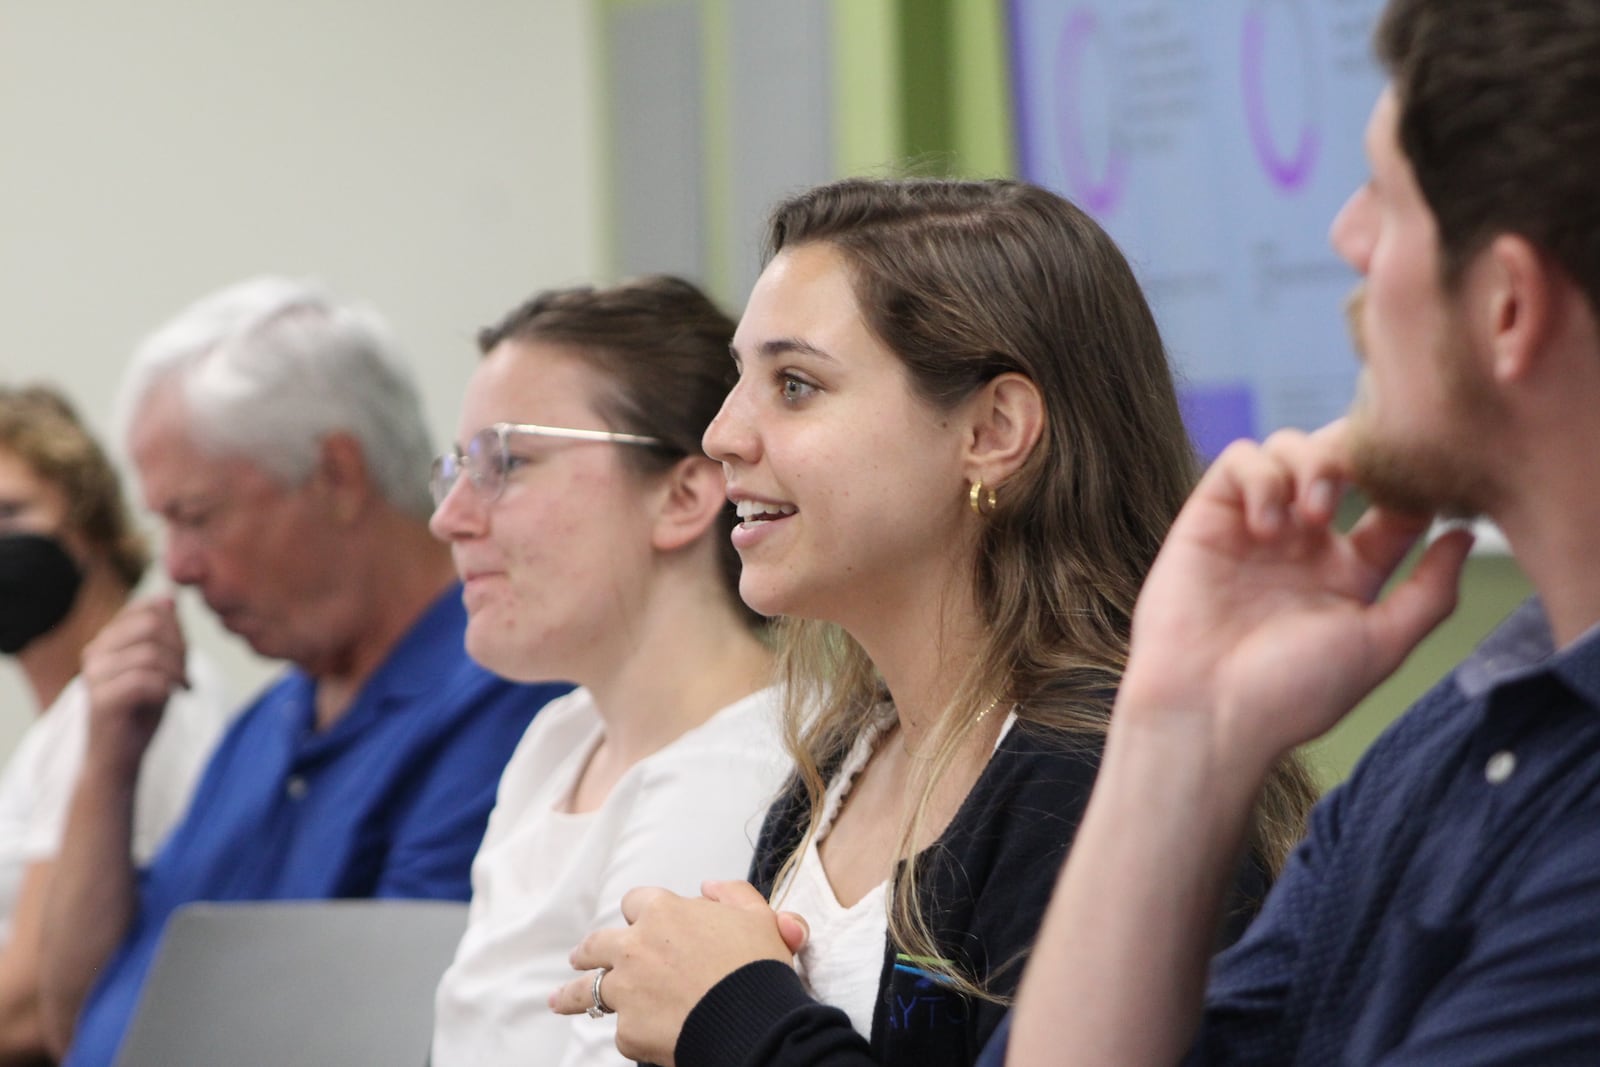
[0,533,84,654]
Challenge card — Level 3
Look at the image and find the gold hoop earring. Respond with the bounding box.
[968,480,997,517]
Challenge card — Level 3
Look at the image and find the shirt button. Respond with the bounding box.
[285,775,309,800]
[1485,750,1517,785]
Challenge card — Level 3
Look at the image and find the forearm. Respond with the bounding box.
[0,862,59,1063]
[1007,712,1268,1067]
[38,764,140,1057]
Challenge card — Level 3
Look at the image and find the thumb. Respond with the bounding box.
[1365,525,1473,678]
[775,911,809,955]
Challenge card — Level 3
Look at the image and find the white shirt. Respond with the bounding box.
[777,707,1020,1039]
[776,709,895,1040]
[0,653,235,940]
[432,685,788,1067]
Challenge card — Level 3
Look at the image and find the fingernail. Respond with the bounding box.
[1307,478,1335,515]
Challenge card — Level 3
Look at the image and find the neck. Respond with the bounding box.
[844,565,991,758]
[1497,499,1600,649]
[16,564,130,712]
[1487,359,1600,648]
[310,517,457,729]
[1484,305,1600,647]
[582,578,773,767]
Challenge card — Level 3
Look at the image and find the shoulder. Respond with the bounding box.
[630,687,790,818]
[494,688,599,789]
[962,719,1103,832]
[21,677,90,764]
[642,687,787,778]
[1319,669,1482,836]
[920,721,1104,912]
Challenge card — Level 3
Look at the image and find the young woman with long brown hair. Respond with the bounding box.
[553,178,1318,1067]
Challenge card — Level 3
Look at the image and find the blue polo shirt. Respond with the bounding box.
[65,586,568,1067]
[980,598,1600,1066]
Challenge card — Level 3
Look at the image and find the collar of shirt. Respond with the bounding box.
[275,583,472,754]
[1456,597,1600,714]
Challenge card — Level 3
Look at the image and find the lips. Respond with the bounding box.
[734,499,797,527]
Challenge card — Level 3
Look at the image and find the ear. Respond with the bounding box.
[650,455,728,553]
[962,372,1045,488]
[1479,234,1560,386]
[311,432,374,525]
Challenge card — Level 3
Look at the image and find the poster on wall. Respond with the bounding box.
[1009,0,1388,458]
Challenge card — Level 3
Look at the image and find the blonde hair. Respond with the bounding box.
[0,385,148,589]
[760,178,1320,1001]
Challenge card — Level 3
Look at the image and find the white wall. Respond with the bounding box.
[0,0,604,749]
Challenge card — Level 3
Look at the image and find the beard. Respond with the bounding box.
[1342,286,1500,520]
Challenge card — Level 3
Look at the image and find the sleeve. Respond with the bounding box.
[676,730,1098,1067]
[1179,776,1348,1066]
[374,680,561,900]
[1356,800,1600,1066]
[17,683,90,862]
[974,1014,1011,1067]
[557,740,783,1067]
[674,960,876,1067]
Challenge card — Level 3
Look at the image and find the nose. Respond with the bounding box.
[702,378,758,466]
[1329,183,1375,274]
[428,474,489,544]
[162,528,208,588]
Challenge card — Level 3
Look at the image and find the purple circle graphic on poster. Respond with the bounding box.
[1242,0,1320,192]
[1054,7,1127,215]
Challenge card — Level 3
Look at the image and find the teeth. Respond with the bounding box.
[735,500,797,522]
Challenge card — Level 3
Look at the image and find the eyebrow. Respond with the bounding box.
[749,337,837,363]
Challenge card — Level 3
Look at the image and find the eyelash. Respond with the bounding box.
[778,371,817,404]
[493,453,533,477]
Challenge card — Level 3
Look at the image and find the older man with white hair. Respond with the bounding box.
[39,278,568,1067]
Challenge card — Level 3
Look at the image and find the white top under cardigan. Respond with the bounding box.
[431,685,788,1067]
[776,706,1018,1039]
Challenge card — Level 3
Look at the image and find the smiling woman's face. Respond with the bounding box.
[429,340,664,683]
[702,241,973,630]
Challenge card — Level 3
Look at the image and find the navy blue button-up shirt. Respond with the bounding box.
[982,598,1600,1065]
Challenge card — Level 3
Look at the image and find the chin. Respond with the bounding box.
[463,627,518,678]
[737,576,792,620]
[464,623,560,684]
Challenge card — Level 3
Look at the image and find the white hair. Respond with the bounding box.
[117,277,435,519]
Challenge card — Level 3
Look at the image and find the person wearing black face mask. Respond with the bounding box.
[0,386,233,1062]
[0,531,85,656]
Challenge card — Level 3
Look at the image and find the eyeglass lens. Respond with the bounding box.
[430,427,509,507]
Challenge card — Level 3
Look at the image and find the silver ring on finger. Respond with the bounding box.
[587,967,614,1018]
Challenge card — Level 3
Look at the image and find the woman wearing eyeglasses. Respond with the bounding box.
[549,179,1319,1067]
[427,276,783,1067]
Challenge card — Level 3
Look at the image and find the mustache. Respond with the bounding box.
[1344,285,1367,359]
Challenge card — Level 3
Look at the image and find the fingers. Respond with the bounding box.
[1205,423,1353,540]
[1364,525,1474,675]
[568,924,629,973]
[84,599,189,692]
[775,911,809,954]
[548,970,598,1017]
[699,879,768,910]
[1344,507,1436,597]
[82,599,192,737]
[619,885,675,924]
[701,880,806,953]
